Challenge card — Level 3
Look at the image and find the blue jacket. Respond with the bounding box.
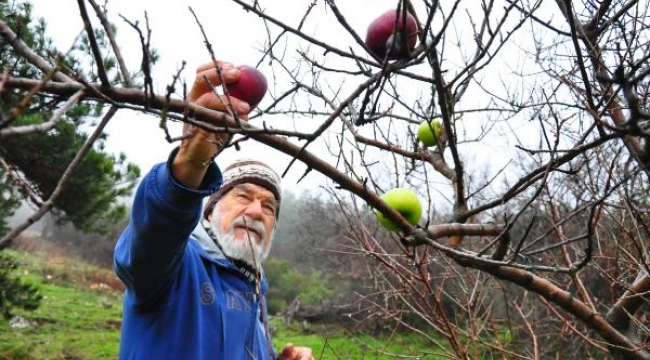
[114,149,276,360]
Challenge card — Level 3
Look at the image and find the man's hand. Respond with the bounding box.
[173,60,251,188]
[278,343,314,360]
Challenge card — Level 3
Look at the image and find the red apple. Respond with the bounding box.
[225,65,268,111]
[365,9,418,60]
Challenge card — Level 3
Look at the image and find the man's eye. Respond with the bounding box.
[262,204,276,215]
[236,193,251,202]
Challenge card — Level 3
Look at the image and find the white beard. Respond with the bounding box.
[209,207,273,267]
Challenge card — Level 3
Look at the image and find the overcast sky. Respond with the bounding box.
[27,0,405,193]
[10,0,567,234]
[24,0,542,205]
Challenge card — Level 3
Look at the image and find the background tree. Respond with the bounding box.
[0,172,41,321]
[0,0,139,325]
[3,0,650,359]
[0,251,41,320]
[0,0,140,243]
[0,173,20,237]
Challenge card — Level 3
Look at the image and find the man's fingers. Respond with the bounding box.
[189,62,240,102]
[296,347,313,360]
[279,344,314,360]
[195,65,239,87]
[194,92,250,116]
[279,343,295,359]
[196,60,232,73]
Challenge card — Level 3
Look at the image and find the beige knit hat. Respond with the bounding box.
[203,159,282,220]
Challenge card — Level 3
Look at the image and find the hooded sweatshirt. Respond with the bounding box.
[114,148,276,360]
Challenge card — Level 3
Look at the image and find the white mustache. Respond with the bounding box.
[231,216,266,240]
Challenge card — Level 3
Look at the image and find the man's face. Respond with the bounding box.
[209,183,278,266]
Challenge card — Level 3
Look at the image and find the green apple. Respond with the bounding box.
[375,188,423,232]
[417,119,442,147]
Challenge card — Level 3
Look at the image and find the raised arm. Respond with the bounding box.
[114,61,250,307]
[173,61,250,188]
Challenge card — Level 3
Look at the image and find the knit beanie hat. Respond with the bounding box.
[203,159,282,220]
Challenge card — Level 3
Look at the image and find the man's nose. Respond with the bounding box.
[243,199,264,219]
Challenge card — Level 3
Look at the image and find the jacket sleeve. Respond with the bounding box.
[113,147,222,308]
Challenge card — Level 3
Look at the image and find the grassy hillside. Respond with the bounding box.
[0,242,447,359]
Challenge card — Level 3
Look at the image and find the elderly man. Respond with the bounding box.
[113,61,313,360]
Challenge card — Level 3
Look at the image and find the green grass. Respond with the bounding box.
[271,323,447,359]
[0,248,449,359]
[0,250,123,360]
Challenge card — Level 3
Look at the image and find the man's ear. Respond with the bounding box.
[202,218,211,227]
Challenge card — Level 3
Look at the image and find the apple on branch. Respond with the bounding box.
[417,119,442,147]
[375,188,423,232]
[365,8,418,60]
[225,65,268,111]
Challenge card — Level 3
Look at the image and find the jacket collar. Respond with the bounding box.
[192,221,226,259]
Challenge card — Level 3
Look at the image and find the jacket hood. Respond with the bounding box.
[192,220,227,260]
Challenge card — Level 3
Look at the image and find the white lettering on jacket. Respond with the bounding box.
[225,290,256,312]
[200,282,216,305]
